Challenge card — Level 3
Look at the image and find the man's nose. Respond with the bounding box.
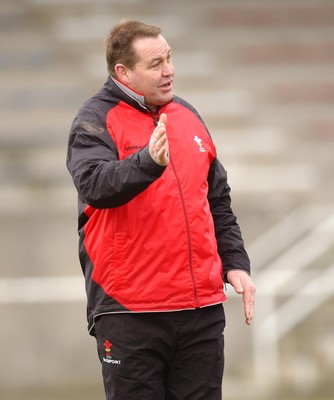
[162,62,174,76]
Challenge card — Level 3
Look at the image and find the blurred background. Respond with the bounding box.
[1,0,334,399]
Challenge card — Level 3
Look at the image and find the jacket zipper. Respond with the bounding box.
[150,111,199,306]
[169,155,199,307]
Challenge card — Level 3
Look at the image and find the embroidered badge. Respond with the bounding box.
[103,340,122,365]
[104,340,112,360]
[194,136,206,152]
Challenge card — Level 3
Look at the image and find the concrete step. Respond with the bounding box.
[207,1,334,28]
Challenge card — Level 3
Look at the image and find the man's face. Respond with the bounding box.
[126,35,174,110]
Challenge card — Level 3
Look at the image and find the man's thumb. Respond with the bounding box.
[230,277,244,294]
[158,113,167,127]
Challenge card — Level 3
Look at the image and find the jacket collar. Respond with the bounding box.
[111,76,146,107]
[103,75,148,112]
[104,76,172,115]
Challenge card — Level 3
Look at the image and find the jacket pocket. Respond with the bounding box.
[112,232,126,291]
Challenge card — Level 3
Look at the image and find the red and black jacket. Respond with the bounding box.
[66,76,250,334]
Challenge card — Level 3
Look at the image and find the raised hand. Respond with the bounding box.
[149,113,169,166]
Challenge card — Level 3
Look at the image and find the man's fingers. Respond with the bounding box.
[158,113,167,127]
[243,289,255,325]
[243,278,256,325]
[156,133,167,146]
[149,113,169,166]
[227,270,256,325]
[154,114,167,141]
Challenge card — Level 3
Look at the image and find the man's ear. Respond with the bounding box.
[115,64,130,84]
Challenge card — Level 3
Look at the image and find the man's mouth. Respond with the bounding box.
[160,80,173,88]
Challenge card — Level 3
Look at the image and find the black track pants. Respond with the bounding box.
[95,304,226,400]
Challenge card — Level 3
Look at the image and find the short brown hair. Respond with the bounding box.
[105,20,162,77]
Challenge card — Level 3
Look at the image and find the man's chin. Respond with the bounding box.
[159,93,174,105]
[146,94,173,109]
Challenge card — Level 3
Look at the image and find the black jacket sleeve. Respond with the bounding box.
[207,157,251,281]
[66,116,166,209]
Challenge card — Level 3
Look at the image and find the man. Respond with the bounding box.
[67,20,255,400]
